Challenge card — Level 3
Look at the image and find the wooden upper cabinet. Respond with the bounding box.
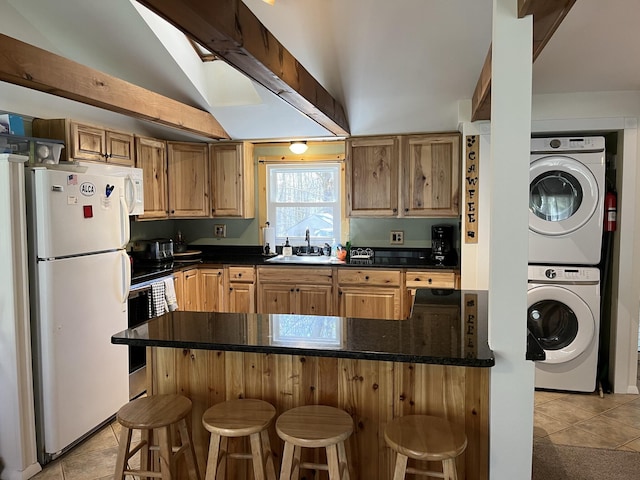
[167,141,210,217]
[346,136,399,217]
[135,136,168,220]
[32,118,134,165]
[401,133,461,217]
[209,142,255,218]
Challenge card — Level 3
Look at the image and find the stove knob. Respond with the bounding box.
[545,269,556,279]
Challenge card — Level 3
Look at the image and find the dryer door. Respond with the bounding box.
[529,155,600,236]
[527,285,595,364]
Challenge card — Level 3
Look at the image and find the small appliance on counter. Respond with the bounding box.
[130,238,174,267]
[430,224,458,267]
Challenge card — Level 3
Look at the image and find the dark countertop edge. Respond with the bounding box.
[112,336,495,367]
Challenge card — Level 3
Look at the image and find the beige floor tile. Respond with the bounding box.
[31,460,64,480]
[534,390,568,405]
[554,392,625,414]
[535,399,596,425]
[65,424,118,458]
[574,415,640,447]
[61,446,118,480]
[533,411,572,438]
[602,403,640,429]
[621,437,640,452]
[546,426,619,449]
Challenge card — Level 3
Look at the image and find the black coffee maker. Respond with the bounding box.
[430,224,457,266]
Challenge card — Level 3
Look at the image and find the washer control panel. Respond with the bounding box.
[528,265,600,284]
[531,136,605,153]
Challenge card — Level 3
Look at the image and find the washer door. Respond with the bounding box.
[527,285,595,364]
[529,156,600,236]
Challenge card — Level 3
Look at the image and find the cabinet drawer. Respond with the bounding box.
[258,266,333,284]
[338,269,401,286]
[405,271,456,289]
[227,266,255,283]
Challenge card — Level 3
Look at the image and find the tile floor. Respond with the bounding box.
[31,360,640,480]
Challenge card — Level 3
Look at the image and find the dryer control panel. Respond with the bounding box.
[528,265,600,284]
[531,136,605,153]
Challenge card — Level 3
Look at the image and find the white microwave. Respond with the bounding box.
[78,162,144,215]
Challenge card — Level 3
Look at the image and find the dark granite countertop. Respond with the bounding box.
[113,289,494,367]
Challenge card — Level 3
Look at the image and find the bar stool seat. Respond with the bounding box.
[276,405,353,480]
[384,415,467,480]
[202,399,277,480]
[114,394,200,480]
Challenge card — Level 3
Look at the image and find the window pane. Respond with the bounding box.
[267,163,341,247]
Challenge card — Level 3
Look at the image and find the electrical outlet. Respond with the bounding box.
[390,230,404,244]
[214,224,226,238]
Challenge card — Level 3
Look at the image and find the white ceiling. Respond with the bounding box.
[1,0,638,141]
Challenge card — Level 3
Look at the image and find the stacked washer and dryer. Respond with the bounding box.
[528,136,605,392]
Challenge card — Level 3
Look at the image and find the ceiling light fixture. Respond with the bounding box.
[289,141,308,154]
[262,0,275,5]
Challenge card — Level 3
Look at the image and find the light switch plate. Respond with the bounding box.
[390,230,404,244]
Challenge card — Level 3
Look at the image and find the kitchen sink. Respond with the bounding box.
[265,254,345,265]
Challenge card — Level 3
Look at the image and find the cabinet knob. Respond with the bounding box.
[290,288,294,292]
[171,210,175,214]
[238,273,242,278]
[296,288,300,292]
[365,275,370,280]
[428,278,432,283]
[393,208,397,213]
[404,208,409,212]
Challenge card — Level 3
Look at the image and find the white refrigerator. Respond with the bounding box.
[25,166,131,464]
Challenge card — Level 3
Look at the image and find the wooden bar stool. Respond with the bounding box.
[276,405,353,480]
[113,393,200,480]
[384,415,467,480]
[202,398,277,480]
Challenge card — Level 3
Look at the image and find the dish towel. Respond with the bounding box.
[150,281,166,318]
[164,277,179,312]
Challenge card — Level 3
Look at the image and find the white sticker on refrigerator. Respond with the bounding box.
[67,196,77,205]
[80,182,96,196]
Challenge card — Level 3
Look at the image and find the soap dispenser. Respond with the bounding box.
[283,238,292,257]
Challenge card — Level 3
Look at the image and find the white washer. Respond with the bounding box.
[528,265,600,392]
[529,136,605,265]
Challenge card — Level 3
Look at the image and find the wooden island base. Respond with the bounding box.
[148,347,489,480]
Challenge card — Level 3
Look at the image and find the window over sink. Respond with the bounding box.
[266,163,342,248]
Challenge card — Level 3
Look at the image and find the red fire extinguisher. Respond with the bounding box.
[605,191,617,232]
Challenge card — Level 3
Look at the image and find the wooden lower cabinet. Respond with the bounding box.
[225,266,256,313]
[182,268,200,311]
[148,348,489,480]
[200,268,224,312]
[173,270,184,310]
[257,267,333,315]
[338,269,403,319]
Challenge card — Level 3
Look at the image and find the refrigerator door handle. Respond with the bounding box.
[121,250,131,302]
[119,194,130,248]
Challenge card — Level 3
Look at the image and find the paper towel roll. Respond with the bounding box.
[263,227,276,254]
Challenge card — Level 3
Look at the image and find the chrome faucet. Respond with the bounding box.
[305,227,311,253]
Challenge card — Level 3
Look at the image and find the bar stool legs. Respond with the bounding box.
[202,399,277,480]
[384,415,467,480]
[276,405,353,480]
[113,394,200,480]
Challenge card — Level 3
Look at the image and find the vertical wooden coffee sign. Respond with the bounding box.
[464,293,478,358]
[465,135,479,243]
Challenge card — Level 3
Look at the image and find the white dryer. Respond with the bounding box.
[529,136,605,265]
[527,265,600,392]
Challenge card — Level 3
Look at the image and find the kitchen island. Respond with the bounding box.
[112,289,492,480]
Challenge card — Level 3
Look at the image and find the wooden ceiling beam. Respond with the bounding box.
[0,33,229,139]
[136,0,350,137]
[471,0,576,121]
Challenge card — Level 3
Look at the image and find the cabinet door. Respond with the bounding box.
[401,133,460,216]
[228,282,255,313]
[200,268,224,312]
[106,131,134,166]
[167,142,210,217]
[210,142,255,218]
[338,286,402,320]
[346,136,399,216]
[258,284,295,314]
[182,268,200,311]
[173,271,184,311]
[296,284,333,316]
[135,136,168,220]
[71,122,106,162]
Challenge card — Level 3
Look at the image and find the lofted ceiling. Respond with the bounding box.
[1,0,638,142]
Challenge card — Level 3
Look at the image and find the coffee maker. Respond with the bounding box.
[430,224,457,266]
